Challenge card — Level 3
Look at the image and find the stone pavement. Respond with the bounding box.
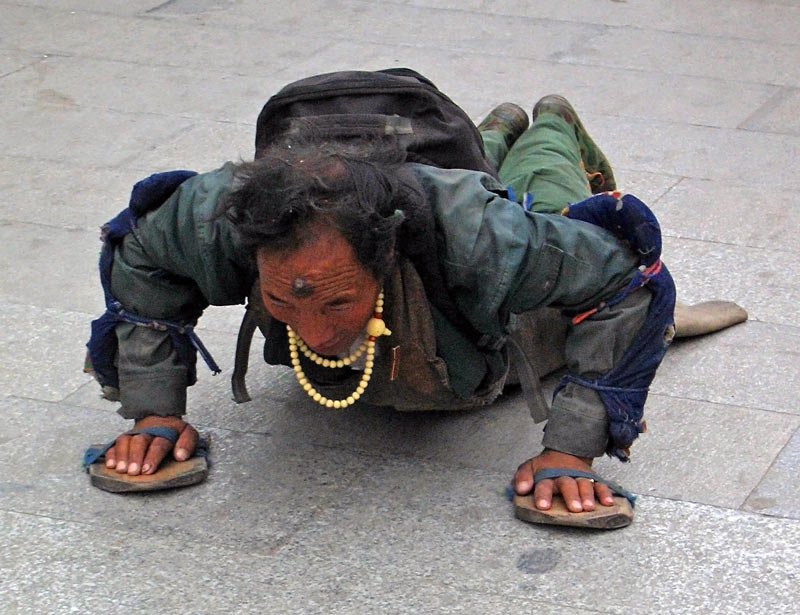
[1,1,799,613]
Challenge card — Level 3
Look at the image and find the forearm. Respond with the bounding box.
[116,323,188,420]
[543,288,651,458]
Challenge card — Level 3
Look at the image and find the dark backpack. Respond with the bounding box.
[253,67,498,177]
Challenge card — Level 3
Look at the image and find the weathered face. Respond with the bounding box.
[257,226,381,356]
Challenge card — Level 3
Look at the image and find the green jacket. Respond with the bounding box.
[110,162,648,458]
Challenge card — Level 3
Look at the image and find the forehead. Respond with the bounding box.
[256,227,372,298]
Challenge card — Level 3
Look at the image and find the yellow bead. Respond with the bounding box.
[325,399,334,408]
[363,373,371,382]
[303,382,312,392]
[299,377,308,386]
[346,396,355,405]
[290,351,298,359]
[366,317,386,337]
[343,357,352,366]
[333,400,342,408]
[364,367,373,375]
[352,392,360,400]
[322,359,330,367]
[356,386,365,395]
[375,306,383,313]
[313,393,322,402]
[314,356,323,365]
[335,360,344,368]
[293,365,302,373]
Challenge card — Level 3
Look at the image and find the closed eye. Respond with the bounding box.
[265,293,291,309]
[326,300,353,312]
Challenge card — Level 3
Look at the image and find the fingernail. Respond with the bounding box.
[116,461,126,472]
[142,464,151,474]
[518,480,531,492]
[537,499,548,509]
[127,463,139,475]
[106,459,115,468]
[175,448,188,461]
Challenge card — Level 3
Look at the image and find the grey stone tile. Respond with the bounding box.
[662,238,798,326]
[0,397,369,557]
[2,3,332,72]
[0,508,604,614]
[653,178,800,251]
[14,0,165,14]
[282,458,800,615]
[0,99,195,168]
[4,55,274,124]
[652,321,800,416]
[127,120,254,173]
[588,114,800,191]
[0,222,105,314]
[0,157,135,230]
[0,509,301,613]
[252,372,800,510]
[740,87,800,136]
[0,304,95,402]
[270,40,778,130]
[549,25,800,86]
[744,427,800,519]
[399,0,800,45]
[592,394,800,509]
[611,169,681,206]
[165,0,603,59]
[189,348,799,511]
[260,387,535,471]
[0,50,45,77]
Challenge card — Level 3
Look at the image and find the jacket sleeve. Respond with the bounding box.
[424,166,653,458]
[109,163,254,420]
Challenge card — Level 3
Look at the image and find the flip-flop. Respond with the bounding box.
[513,468,636,530]
[83,426,209,493]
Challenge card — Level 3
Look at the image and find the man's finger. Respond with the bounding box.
[105,444,117,468]
[114,434,131,473]
[594,481,615,507]
[533,477,554,510]
[555,477,583,512]
[514,460,535,495]
[174,424,198,462]
[577,478,596,511]
[141,437,174,475]
[127,433,153,475]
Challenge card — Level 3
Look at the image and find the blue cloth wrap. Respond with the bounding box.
[86,170,221,390]
[556,193,676,461]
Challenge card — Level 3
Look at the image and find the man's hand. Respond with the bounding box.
[514,449,615,513]
[104,415,198,476]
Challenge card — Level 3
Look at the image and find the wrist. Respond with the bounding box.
[542,448,594,467]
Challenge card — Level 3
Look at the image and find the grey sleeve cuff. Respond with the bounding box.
[542,383,609,458]
[116,323,188,420]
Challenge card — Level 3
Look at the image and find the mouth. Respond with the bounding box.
[310,338,347,357]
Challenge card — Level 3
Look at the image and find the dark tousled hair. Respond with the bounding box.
[218,135,424,281]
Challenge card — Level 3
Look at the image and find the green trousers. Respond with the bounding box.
[481,114,592,213]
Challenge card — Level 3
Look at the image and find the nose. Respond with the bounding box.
[294,317,337,353]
